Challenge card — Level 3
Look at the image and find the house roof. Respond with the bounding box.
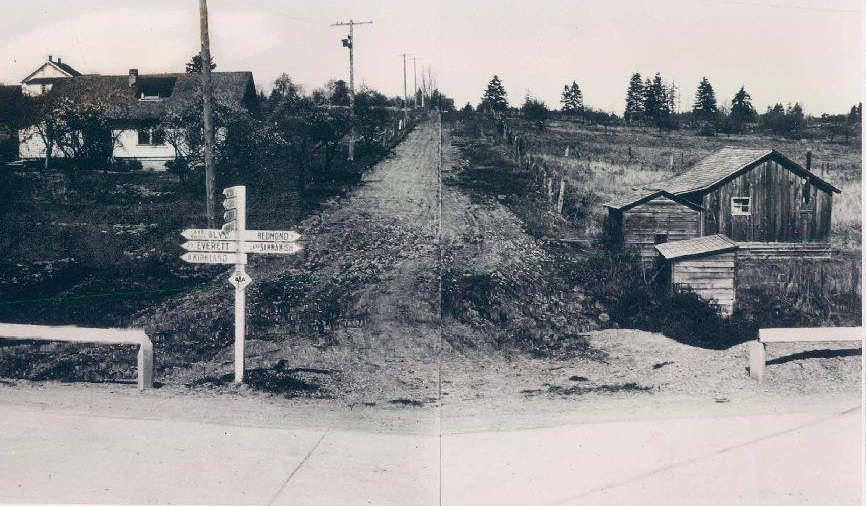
[603,189,703,212]
[646,146,841,195]
[655,234,738,260]
[20,60,82,83]
[38,71,255,122]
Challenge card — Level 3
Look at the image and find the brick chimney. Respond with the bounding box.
[128,68,138,88]
[57,57,62,64]
[806,149,812,172]
[48,55,53,63]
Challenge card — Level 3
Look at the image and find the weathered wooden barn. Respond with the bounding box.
[655,234,738,316]
[647,147,840,243]
[604,190,703,263]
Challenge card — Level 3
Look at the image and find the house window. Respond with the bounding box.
[731,197,751,216]
[654,233,668,244]
[137,127,165,146]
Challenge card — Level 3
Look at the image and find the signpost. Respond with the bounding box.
[180,185,302,383]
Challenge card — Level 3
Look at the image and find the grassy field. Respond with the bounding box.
[447,112,860,332]
[504,117,862,249]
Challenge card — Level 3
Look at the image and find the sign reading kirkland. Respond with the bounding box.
[179,185,302,385]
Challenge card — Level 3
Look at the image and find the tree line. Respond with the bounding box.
[471,73,861,141]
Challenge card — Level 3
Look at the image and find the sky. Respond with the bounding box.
[0,0,861,115]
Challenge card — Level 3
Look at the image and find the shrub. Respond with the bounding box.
[108,159,143,172]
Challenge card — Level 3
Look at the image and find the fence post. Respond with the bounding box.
[749,340,765,380]
[137,335,154,390]
[557,179,566,214]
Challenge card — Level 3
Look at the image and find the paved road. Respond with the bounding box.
[0,386,860,505]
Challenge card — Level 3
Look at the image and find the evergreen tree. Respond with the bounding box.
[480,75,509,112]
[521,94,549,126]
[643,73,669,123]
[730,85,756,124]
[560,81,584,114]
[848,102,862,124]
[624,73,644,122]
[692,77,718,119]
[666,80,677,114]
[785,102,806,134]
[185,52,216,73]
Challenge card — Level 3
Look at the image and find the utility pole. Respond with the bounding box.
[199,0,216,228]
[397,53,412,125]
[411,56,420,109]
[332,19,372,161]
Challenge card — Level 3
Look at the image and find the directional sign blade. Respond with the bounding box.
[221,221,237,233]
[229,271,253,290]
[222,197,237,210]
[241,230,301,242]
[180,252,246,265]
[223,186,243,198]
[182,228,237,241]
[223,209,237,223]
[243,241,303,254]
[181,240,238,252]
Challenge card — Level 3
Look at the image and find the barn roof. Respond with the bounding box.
[32,71,255,122]
[603,189,703,212]
[646,146,841,195]
[655,234,738,260]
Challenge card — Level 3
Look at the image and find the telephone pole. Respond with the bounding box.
[410,56,420,108]
[397,53,412,125]
[199,0,216,227]
[332,19,372,161]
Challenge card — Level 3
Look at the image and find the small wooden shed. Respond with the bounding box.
[655,234,739,317]
[604,190,703,263]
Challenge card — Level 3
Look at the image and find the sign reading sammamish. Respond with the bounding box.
[179,186,302,383]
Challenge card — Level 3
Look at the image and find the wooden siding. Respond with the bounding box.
[621,197,701,262]
[671,252,736,316]
[696,160,833,242]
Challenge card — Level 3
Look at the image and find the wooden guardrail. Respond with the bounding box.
[0,323,154,390]
[749,326,863,380]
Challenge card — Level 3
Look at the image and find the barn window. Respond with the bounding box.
[654,233,668,244]
[731,197,751,216]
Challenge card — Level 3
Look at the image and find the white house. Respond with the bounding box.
[16,57,256,170]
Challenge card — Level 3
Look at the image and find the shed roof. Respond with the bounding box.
[646,146,840,195]
[604,189,703,212]
[655,234,738,260]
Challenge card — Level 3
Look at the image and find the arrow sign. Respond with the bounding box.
[222,197,237,210]
[244,241,303,254]
[223,186,242,198]
[229,270,252,290]
[182,228,237,241]
[181,240,238,252]
[241,230,301,242]
[180,252,247,264]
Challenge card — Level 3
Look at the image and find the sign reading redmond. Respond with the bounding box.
[180,186,302,383]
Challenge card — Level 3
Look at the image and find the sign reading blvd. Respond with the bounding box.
[179,185,302,383]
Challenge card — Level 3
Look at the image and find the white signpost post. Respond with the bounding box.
[180,185,302,383]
